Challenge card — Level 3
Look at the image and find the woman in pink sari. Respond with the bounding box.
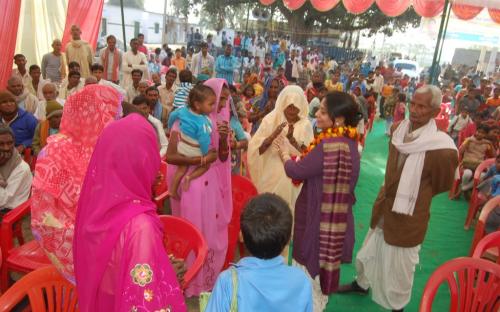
[31,85,122,283]
[74,113,186,312]
[166,78,233,297]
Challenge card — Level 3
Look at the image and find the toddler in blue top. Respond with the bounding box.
[167,84,216,198]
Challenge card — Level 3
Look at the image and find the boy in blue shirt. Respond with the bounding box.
[167,84,215,199]
[206,193,313,312]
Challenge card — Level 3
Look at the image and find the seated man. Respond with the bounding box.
[59,70,84,100]
[32,101,63,155]
[206,193,313,312]
[0,125,32,212]
[7,76,39,114]
[132,95,168,158]
[0,90,38,153]
[34,83,65,121]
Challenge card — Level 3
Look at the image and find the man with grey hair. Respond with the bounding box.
[7,76,39,114]
[0,125,32,212]
[339,85,458,312]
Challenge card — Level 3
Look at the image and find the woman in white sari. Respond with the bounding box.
[248,85,314,256]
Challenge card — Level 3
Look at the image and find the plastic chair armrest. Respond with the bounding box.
[0,200,31,253]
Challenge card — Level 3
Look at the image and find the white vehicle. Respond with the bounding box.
[393,59,421,80]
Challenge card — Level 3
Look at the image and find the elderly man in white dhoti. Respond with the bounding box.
[338,85,458,312]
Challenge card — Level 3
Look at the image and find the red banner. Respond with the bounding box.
[412,0,445,18]
[61,0,105,52]
[451,3,483,20]
[0,0,22,89]
[342,0,375,14]
[311,0,341,11]
[488,8,500,23]
[376,0,411,16]
[283,0,307,10]
[259,0,277,5]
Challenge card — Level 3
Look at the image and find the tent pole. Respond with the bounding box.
[437,1,451,72]
[240,2,251,82]
[430,0,449,85]
[120,0,127,52]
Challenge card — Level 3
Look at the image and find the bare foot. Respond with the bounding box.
[170,188,180,200]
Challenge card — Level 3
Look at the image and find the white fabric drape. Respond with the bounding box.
[15,0,69,67]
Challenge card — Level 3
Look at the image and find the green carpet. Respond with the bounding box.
[326,120,473,312]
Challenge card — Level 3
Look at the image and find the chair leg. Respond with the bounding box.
[0,265,10,292]
[464,197,478,230]
[14,222,24,246]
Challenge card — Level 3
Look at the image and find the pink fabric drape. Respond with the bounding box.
[311,0,341,11]
[260,0,277,5]
[342,0,375,14]
[412,0,445,17]
[451,3,483,20]
[61,0,104,51]
[0,1,22,89]
[283,0,307,10]
[376,0,411,16]
[488,8,500,23]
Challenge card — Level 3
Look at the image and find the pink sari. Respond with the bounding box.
[31,85,122,283]
[167,78,233,297]
[74,114,186,312]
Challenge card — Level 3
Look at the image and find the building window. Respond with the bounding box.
[154,23,160,34]
[134,21,140,38]
[101,18,107,37]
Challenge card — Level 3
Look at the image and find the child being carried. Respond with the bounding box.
[168,84,216,199]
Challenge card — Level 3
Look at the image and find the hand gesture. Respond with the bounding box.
[273,122,287,138]
[286,123,294,140]
[217,121,229,139]
[205,149,218,164]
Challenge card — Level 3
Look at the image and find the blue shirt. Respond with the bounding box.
[215,55,237,85]
[152,101,163,122]
[5,109,38,147]
[206,256,312,312]
[173,82,193,109]
[230,116,246,141]
[492,175,500,197]
[168,106,212,155]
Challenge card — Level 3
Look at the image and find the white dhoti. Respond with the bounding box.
[293,260,329,312]
[355,227,421,310]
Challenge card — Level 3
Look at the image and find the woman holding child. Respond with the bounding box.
[166,78,233,297]
[275,91,361,311]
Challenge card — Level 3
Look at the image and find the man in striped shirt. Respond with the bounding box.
[215,45,237,85]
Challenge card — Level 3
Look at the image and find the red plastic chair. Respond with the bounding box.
[464,158,496,230]
[0,200,51,292]
[448,153,463,200]
[153,161,169,213]
[158,215,207,290]
[472,231,500,264]
[0,266,78,312]
[223,175,258,269]
[419,257,500,312]
[469,196,500,256]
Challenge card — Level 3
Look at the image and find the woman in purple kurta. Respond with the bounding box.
[276,91,361,311]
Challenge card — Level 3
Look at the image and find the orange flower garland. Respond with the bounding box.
[302,126,359,158]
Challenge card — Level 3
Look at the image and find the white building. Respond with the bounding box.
[100,4,199,48]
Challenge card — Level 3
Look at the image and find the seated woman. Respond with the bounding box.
[31,85,122,283]
[166,78,233,297]
[275,91,361,311]
[247,85,314,259]
[74,114,186,311]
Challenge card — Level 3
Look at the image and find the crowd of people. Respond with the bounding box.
[1,22,499,312]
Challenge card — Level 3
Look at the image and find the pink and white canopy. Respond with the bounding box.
[260,0,500,22]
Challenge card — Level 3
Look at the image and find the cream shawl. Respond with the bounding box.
[248,85,314,207]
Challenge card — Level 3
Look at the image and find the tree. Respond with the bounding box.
[108,0,144,9]
[173,0,420,43]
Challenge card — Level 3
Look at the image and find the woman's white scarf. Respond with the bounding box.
[391,119,456,216]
